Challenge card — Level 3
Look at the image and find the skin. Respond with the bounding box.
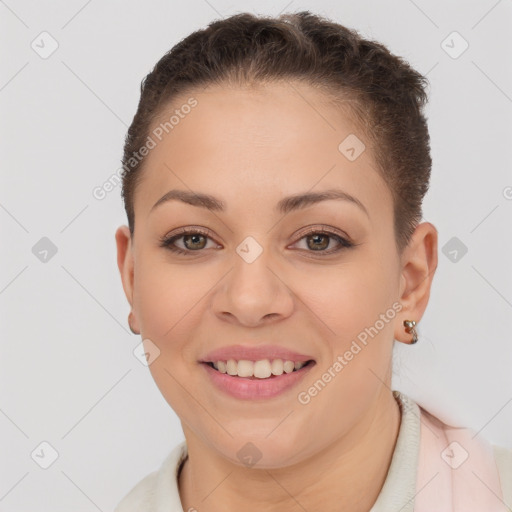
[116,81,438,512]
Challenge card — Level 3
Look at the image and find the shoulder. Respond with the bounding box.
[114,470,159,512]
[396,391,512,506]
[425,407,512,506]
[114,440,188,512]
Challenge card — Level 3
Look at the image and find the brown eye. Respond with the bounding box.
[159,228,217,255]
[182,233,207,250]
[293,227,355,255]
[306,233,330,251]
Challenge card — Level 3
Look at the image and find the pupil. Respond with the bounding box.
[185,234,205,250]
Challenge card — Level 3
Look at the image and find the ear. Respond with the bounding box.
[115,225,140,333]
[395,222,438,344]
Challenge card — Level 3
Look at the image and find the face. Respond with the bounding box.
[116,81,426,468]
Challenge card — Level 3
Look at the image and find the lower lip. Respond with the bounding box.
[200,361,315,400]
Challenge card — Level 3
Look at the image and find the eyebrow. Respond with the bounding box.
[150,188,369,217]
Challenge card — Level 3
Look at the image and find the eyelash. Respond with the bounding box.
[159,226,356,256]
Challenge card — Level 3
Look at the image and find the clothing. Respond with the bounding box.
[114,390,512,511]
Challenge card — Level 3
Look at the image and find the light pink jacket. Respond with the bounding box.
[413,404,511,511]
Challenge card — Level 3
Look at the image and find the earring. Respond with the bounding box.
[128,311,139,335]
[403,320,418,344]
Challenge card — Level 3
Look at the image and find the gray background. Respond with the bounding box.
[1,0,511,510]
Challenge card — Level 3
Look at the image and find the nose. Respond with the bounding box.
[212,248,294,327]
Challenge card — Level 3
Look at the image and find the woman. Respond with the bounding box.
[114,10,511,511]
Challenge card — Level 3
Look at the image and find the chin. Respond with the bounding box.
[212,434,309,470]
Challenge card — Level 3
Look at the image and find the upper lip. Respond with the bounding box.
[199,344,315,363]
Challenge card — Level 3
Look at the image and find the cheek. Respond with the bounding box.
[298,253,398,394]
[296,264,396,435]
[298,258,396,336]
[133,255,204,412]
[133,250,204,338]
[132,251,221,390]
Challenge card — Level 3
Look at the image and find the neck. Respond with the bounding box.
[178,389,401,512]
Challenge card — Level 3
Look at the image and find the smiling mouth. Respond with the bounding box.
[203,359,315,380]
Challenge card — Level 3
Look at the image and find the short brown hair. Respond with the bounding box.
[120,10,431,254]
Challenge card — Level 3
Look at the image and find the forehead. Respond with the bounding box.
[135,81,392,221]
[151,81,363,155]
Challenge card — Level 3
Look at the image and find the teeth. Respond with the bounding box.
[271,359,283,376]
[212,358,308,379]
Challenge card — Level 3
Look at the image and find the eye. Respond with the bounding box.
[159,227,218,255]
[291,226,355,255]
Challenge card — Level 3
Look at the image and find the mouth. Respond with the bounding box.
[201,357,316,400]
[202,359,316,379]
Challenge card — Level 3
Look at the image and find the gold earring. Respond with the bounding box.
[128,311,139,335]
[403,320,418,344]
